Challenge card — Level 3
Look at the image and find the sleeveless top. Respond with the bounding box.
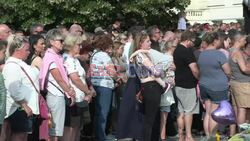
[229,48,250,82]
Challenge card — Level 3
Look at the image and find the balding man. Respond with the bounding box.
[69,24,84,36]
[0,24,11,40]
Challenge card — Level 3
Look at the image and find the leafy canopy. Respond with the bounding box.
[0,0,190,31]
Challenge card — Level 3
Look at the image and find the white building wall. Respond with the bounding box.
[186,0,243,24]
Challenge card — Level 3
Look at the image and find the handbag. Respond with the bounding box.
[8,61,50,119]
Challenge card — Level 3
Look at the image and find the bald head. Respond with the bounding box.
[69,24,83,36]
[0,24,11,40]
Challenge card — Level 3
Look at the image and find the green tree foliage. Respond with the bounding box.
[0,0,190,31]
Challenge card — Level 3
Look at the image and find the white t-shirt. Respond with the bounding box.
[63,54,86,102]
[46,63,65,97]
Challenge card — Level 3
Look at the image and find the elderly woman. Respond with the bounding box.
[90,35,118,141]
[39,29,75,141]
[3,35,40,141]
[229,32,250,126]
[62,34,93,141]
[198,32,231,139]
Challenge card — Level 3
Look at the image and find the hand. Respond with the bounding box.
[90,88,97,97]
[84,95,92,103]
[136,91,143,103]
[69,97,75,107]
[22,104,33,117]
[88,87,96,97]
[68,87,76,98]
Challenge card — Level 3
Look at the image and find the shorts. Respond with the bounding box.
[230,81,250,108]
[175,87,199,114]
[46,92,65,136]
[160,106,171,113]
[7,108,32,133]
[200,85,228,104]
[65,105,83,128]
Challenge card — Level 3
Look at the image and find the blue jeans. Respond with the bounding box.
[94,86,113,141]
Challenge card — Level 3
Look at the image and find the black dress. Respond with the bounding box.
[116,66,144,140]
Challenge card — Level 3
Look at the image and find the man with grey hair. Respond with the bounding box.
[29,23,44,35]
[0,24,11,41]
[147,25,161,51]
[69,24,84,36]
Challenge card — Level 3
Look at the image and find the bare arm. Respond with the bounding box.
[221,62,231,79]
[140,54,161,77]
[234,51,250,74]
[69,72,92,96]
[50,68,75,97]
[189,62,199,80]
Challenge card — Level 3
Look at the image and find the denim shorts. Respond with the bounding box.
[7,108,32,133]
[199,85,228,104]
[160,106,171,113]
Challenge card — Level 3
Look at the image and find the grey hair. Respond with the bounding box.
[45,28,64,48]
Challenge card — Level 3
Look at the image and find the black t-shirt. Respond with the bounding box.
[173,44,198,88]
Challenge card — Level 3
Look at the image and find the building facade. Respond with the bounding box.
[186,0,243,25]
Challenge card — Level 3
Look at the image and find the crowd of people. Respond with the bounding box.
[0,20,249,141]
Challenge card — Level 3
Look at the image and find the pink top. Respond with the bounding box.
[39,48,70,98]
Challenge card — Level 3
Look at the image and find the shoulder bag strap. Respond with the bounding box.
[7,61,40,95]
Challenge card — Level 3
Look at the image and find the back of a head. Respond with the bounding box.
[229,30,245,45]
[180,31,196,42]
[202,32,219,45]
[93,34,113,51]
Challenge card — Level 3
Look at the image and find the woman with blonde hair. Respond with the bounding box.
[3,35,40,141]
[130,31,165,141]
[62,34,94,141]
